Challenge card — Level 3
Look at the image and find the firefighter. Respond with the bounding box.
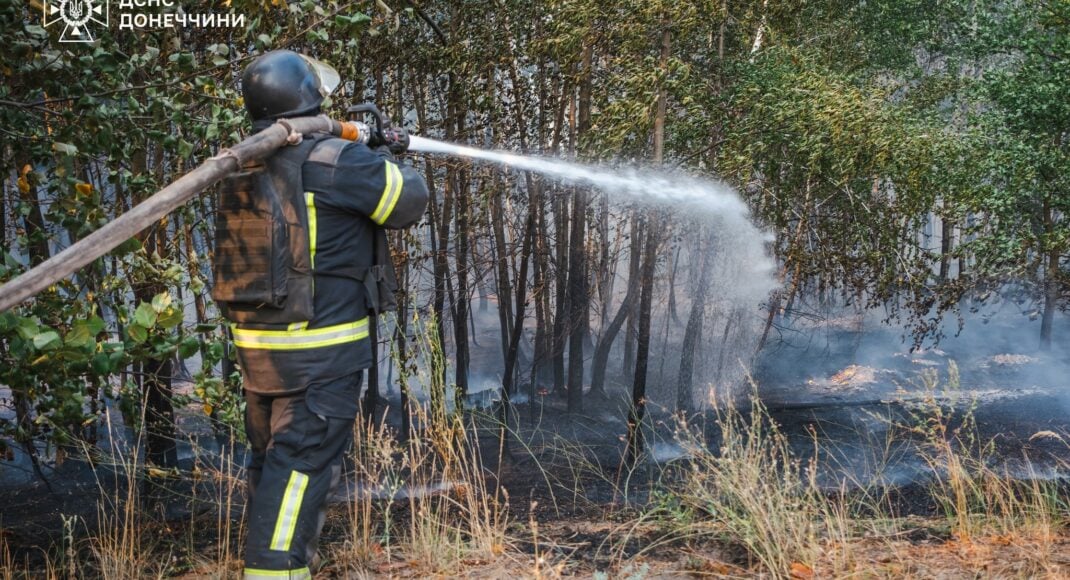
[218,50,429,579]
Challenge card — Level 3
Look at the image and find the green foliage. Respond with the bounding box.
[0,0,378,451]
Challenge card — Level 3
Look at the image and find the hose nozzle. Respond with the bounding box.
[346,103,410,154]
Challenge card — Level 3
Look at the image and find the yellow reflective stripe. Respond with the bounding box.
[270,471,309,552]
[305,192,317,268]
[234,318,367,338]
[234,332,369,350]
[380,162,404,224]
[233,318,369,350]
[369,161,395,224]
[287,321,309,332]
[370,161,403,225]
[243,567,311,579]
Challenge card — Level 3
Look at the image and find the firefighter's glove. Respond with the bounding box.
[379,127,410,155]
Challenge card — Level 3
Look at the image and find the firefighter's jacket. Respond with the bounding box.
[231,136,428,395]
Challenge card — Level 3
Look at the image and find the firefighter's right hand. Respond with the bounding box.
[379,127,410,155]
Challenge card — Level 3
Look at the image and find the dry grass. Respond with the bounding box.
[661,394,851,577]
[329,313,511,576]
[84,409,155,579]
[637,370,1070,578]
[903,363,1069,543]
[3,360,1070,579]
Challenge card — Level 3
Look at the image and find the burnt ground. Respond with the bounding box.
[3,344,1070,576]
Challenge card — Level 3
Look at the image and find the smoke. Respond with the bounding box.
[410,136,778,406]
[757,299,1070,394]
[751,298,1070,487]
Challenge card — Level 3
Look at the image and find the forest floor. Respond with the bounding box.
[3,352,1070,578]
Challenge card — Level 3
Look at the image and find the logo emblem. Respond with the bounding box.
[43,0,108,43]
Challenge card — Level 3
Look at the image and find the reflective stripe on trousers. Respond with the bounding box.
[270,471,309,551]
[233,318,369,350]
[243,567,311,579]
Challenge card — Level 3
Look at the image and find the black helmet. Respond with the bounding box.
[241,50,341,121]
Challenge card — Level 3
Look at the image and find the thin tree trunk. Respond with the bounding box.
[626,217,659,467]
[417,76,452,393]
[677,232,713,413]
[667,244,681,325]
[597,194,614,328]
[590,263,640,395]
[1040,198,1058,350]
[452,165,470,399]
[552,192,570,395]
[940,209,953,282]
[756,178,811,353]
[622,211,642,375]
[566,186,588,413]
[627,23,670,467]
[501,187,536,452]
[491,180,514,359]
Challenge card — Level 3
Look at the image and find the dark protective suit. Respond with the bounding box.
[235,136,428,579]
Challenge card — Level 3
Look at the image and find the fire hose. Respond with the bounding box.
[0,104,408,313]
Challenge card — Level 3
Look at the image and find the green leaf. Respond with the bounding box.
[151,292,172,313]
[33,330,61,351]
[91,353,113,375]
[178,336,200,359]
[177,139,193,159]
[127,324,148,344]
[85,315,106,336]
[106,342,126,366]
[134,302,157,328]
[64,323,92,348]
[157,307,184,330]
[16,318,39,340]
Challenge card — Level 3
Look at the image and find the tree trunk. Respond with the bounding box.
[627,23,670,467]
[501,189,536,451]
[452,164,471,399]
[394,229,413,440]
[626,217,659,467]
[940,209,953,281]
[552,192,570,395]
[589,264,639,395]
[622,211,642,375]
[676,233,713,413]
[416,77,452,393]
[597,194,614,329]
[140,145,179,472]
[667,244,681,325]
[1040,198,1058,351]
[566,187,587,412]
[532,197,550,385]
[491,181,514,363]
[566,44,594,413]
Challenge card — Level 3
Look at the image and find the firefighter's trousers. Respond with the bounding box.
[242,373,362,579]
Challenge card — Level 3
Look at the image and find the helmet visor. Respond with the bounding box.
[300,55,341,98]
